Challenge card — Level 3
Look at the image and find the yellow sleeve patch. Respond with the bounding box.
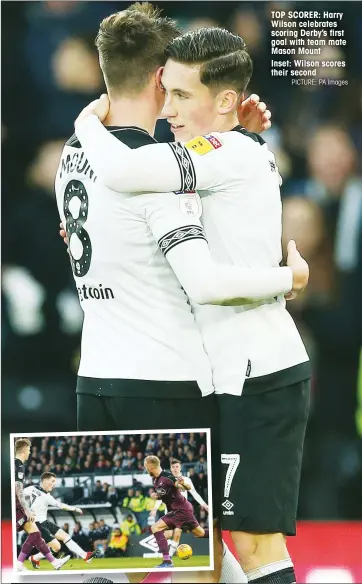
[185,136,214,155]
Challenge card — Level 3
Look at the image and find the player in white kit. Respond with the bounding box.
[24,472,99,568]
[56,6,310,584]
[72,24,311,584]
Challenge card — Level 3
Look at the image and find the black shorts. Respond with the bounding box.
[77,378,220,514]
[217,379,311,535]
[36,520,59,543]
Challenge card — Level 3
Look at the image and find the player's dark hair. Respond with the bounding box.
[96,2,180,94]
[165,27,253,94]
[170,458,181,465]
[41,472,56,481]
[15,438,31,454]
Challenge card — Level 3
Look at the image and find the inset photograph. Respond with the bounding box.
[11,430,212,576]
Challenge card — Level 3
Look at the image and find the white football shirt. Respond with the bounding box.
[24,485,59,523]
[180,476,207,508]
[55,127,214,394]
[75,119,310,396]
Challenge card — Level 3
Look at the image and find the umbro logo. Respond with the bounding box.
[222,500,234,515]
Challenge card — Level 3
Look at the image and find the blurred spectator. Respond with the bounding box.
[122,488,135,510]
[72,521,91,552]
[107,486,119,508]
[98,518,111,540]
[120,514,141,537]
[105,526,128,557]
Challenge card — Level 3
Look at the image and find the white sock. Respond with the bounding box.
[33,552,45,561]
[220,541,248,583]
[246,559,295,581]
[169,540,178,558]
[64,537,87,559]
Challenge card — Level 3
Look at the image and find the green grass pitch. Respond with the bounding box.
[24,555,210,571]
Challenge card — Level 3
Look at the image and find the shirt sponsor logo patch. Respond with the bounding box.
[185,134,222,155]
[178,193,202,218]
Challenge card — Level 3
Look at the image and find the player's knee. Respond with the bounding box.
[192,527,204,538]
[231,531,286,564]
[230,531,258,562]
[51,539,61,553]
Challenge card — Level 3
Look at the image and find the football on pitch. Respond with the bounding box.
[176,543,193,560]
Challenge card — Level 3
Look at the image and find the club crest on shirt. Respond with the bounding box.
[178,192,202,218]
[18,472,24,479]
[185,134,223,155]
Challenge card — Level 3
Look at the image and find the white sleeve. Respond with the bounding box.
[75,115,230,193]
[143,193,293,305]
[47,494,62,508]
[154,499,162,510]
[187,480,208,507]
[47,494,75,510]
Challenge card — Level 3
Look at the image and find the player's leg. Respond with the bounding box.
[18,521,69,571]
[167,527,181,559]
[151,518,173,567]
[54,527,99,562]
[191,524,209,538]
[219,380,310,584]
[31,536,61,567]
[220,538,248,584]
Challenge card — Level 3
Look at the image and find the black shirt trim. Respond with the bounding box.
[231,125,266,146]
[66,125,157,149]
[243,361,312,395]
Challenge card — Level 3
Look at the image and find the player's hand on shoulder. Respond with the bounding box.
[238,94,272,134]
[25,509,35,522]
[75,508,83,514]
[59,222,69,247]
[74,94,110,128]
[202,504,209,512]
[285,240,309,300]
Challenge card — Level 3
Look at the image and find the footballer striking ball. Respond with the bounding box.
[176,543,193,560]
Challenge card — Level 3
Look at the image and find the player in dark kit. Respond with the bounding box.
[144,455,209,568]
[14,438,70,572]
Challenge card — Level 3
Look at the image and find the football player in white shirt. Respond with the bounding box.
[56,6,309,584]
[71,23,311,584]
[24,472,99,568]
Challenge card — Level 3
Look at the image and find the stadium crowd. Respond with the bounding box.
[3,0,362,524]
[25,432,207,478]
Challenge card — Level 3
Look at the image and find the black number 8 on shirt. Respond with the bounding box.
[63,179,92,277]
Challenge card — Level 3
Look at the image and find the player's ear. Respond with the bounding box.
[217,89,238,115]
[156,67,164,91]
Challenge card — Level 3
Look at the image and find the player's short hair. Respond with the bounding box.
[15,438,31,454]
[95,2,180,94]
[165,27,253,94]
[144,455,160,467]
[41,472,56,481]
[170,458,181,466]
